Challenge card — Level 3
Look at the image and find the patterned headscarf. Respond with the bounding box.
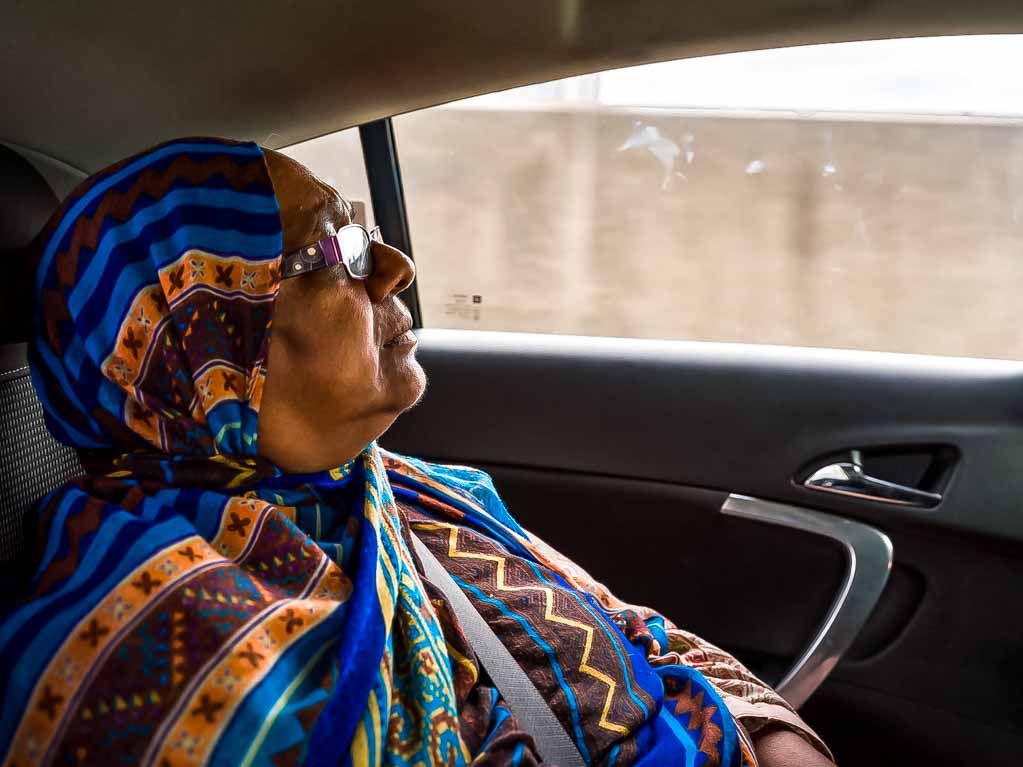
[30,138,285,489]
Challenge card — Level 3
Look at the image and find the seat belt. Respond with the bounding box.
[410,533,587,767]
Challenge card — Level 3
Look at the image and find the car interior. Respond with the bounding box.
[3,2,1023,765]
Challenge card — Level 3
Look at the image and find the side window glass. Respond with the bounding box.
[395,36,1023,360]
[281,127,374,227]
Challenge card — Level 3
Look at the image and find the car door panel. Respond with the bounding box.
[384,328,1023,765]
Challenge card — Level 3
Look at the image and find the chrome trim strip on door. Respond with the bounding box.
[720,494,893,709]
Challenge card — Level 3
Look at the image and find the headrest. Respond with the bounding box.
[0,144,60,345]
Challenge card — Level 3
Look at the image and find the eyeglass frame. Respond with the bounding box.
[280,224,383,281]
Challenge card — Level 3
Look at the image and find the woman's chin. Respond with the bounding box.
[385,354,427,413]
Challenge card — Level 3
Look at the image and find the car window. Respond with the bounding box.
[291,37,1023,360]
[281,127,375,228]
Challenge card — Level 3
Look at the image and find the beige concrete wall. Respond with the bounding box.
[308,108,1023,359]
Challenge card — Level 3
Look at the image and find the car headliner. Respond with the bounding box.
[2,0,1023,172]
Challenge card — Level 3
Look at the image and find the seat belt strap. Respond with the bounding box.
[410,533,587,767]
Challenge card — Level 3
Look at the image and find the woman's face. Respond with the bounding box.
[257,150,426,472]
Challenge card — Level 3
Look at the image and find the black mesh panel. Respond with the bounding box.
[0,345,82,562]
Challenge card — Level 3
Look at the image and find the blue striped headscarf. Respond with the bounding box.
[31,138,282,460]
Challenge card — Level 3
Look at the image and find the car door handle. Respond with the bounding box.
[803,461,942,508]
[721,494,893,709]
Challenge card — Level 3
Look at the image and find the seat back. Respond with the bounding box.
[0,344,82,563]
[1,141,89,563]
[0,144,61,345]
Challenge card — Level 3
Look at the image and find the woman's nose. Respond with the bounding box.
[366,241,415,302]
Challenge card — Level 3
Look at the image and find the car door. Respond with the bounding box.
[284,37,1023,766]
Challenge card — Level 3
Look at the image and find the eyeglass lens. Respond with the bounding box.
[338,226,373,278]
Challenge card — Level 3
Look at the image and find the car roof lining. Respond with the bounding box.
[3,0,1023,172]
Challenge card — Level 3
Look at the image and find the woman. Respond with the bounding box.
[0,138,834,766]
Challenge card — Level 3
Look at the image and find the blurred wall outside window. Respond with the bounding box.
[293,37,1023,360]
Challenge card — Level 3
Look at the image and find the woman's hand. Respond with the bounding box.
[752,726,837,767]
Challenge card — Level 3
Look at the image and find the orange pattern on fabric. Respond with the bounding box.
[3,494,285,765]
[3,535,216,766]
[187,362,251,428]
[101,282,166,388]
[104,251,276,392]
[99,250,279,452]
[1,491,355,767]
[159,251,278,310]
[152,585,343,767]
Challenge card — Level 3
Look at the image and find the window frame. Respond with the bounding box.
[359,119,422,328]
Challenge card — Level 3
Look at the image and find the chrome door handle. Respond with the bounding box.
[804,461,941,508]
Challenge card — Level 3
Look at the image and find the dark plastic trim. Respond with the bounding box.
[0,344,29,382]
[359,119,422,327]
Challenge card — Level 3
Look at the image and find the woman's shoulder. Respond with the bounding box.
[378,448,528,540]
[379,447,496,495]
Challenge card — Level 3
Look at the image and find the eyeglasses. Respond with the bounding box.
[281,224,382,281]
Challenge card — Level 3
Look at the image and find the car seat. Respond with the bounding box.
[0,144,82,568]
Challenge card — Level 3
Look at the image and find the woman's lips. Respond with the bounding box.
[383,327,417,349]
